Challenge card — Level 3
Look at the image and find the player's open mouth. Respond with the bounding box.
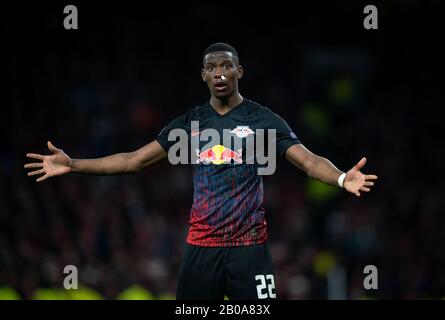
[214,83,227,91]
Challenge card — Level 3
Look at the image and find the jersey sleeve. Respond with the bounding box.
[268,111,301,157]
[155,113,190,152]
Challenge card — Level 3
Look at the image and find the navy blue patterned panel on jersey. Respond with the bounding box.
[189,163,266,246]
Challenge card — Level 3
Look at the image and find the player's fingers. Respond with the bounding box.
[360,186,370,192]
[355,191,361,197]
[47,141,58,152]
[354,157,367,170]
[28,169,45,177]
[366,174,378,180]
[36,174,49,182]
[364,181,374,187]
[26,153,44,160]
[24,163,43,169]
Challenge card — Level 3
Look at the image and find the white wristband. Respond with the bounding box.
[338,173,346,188]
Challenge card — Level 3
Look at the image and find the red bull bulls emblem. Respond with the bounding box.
[196,145,242,164]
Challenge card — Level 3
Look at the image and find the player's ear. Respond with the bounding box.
[201,68,206,82]
[237,65,244,79]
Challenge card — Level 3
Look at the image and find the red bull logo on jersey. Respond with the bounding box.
[196,145,242,165]
[166,121,277,175]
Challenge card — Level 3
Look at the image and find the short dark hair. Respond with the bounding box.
[203,42,239,62]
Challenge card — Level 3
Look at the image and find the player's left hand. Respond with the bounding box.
[344,157,378,197]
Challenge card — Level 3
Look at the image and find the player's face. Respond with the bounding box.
[201,51,243,99]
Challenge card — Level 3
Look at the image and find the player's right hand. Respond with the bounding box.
[24,141,72,182]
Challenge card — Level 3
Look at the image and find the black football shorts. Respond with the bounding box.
[176,242,277,300]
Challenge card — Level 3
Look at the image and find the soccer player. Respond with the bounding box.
[24,42,378,300]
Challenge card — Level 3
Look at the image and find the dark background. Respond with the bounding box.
[2,1,444,299]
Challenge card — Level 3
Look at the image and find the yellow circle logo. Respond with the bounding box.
[211,145,225,165]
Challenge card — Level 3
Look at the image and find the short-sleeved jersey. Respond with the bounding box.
[156,98,300,247]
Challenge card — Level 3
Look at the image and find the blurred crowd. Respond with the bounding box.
[2,2,443,299]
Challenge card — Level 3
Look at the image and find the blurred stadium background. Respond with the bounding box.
[2,1,444,299]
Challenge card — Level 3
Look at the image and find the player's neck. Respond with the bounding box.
[210,93,244,114]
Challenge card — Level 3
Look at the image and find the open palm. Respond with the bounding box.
[24,141,72,182]
[344,157,378,197]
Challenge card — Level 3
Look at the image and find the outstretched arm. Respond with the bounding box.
[24,140,167,182]
[285,144,378,197]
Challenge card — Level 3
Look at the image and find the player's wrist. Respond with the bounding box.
[337,173,346,188]
[68,158,77,172]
